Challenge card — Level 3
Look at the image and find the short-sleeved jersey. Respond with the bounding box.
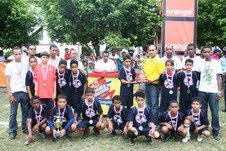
[68,70,87,97]
[27,104,48,123]
[56,69,70,95]
[159,72,178,97]
[159,111,185,130]
[25,70,35,96]
[178,71,200,96]
[127,106,154,128]
[49,105,74,124]
[186,109,209,127]
[76,98,103,120]
[119,67,136,96]
[107,105,128,124]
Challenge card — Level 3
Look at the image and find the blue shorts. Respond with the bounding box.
[77,119,99,129]
[113,122,126,131]
[135,127,151,136]
[41,99,53,112]
[190,124,209,135]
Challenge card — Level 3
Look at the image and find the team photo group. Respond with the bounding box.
[5,43,226,146]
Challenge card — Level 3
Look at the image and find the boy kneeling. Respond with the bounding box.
[26,96,48,144]
[159,100,187,142]
[75,87,105,138]
[127,91,160,145]
[106,95,128,138]
[45,94,76,139]
[182,97,210,142]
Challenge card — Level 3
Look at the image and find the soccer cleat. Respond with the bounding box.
[82,131,89,139]
[182,135,190,143]
[66,131,72,139]
[130,138,135,146]
[9,133,16,140]
[213,134,220,141]
[39,132,47,139]
[162,134,170,142]
[197,135,203,142]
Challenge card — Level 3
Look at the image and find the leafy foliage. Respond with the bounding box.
[198,0,226,47]
[41,0,161,52]
[0,0,39,49]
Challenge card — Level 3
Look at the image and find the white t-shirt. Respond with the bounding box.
[161,56,182,70]
[0,56,5,62]
[67,59,84,70]
[5,60,29,93]
[95,59,116,72]
[48,57,61,69]
[181,56,203,71]
[195,59,222,93]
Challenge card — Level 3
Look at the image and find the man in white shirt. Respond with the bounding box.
[67,48,84,70]
[195,46,222,141]
[5,47,29,140]
[23,44,41,64]
[161,45,182,71]
[93,51,117,73]
[181,43,202,71]
[48,44,61,69]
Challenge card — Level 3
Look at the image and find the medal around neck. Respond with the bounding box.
[89,120,93,125]
[169,90,173,94]
[54,113,63,138]
[139,126,143,131]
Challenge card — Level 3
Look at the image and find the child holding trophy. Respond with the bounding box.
[45,94,76,139]
[75,87,105,138]
[118,55,137,110]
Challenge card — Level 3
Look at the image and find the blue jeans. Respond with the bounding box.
[198,91,220,135]
[145,84,160,123]
[9,92,29,134]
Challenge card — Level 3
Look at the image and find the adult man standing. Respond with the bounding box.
[195,46,222,141]
[181,43,202,70]
[220,48,226,112]
[143,45,165,122]
[161,45,182,71]
[48,44,61,69]
[5,47,29,139]
[93,51,117,73]
[67,48,84,70]
[24,44,41,63]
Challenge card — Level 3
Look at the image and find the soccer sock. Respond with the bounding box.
[184,124,190,137]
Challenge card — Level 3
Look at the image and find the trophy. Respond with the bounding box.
[137,59,148,83]
[54,113,62,138]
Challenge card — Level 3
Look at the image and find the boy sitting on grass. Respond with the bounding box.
[106,95,128,138]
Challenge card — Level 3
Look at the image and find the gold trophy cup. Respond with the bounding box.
[54,113,62,138]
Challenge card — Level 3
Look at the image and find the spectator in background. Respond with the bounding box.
[56,49,60,57]
[211,48,222,60]
[64,48,70,60]
[80,53,85,61]
[48,44,61,69]
[67,48,84,70]
[0,50,5,62]
[181,43,201,71]
[161,45,182,71]
[93,51,117,73]
[24,44,41,64]
[109,49,119,62]
[89,53,96,63]
[221,48,226,112]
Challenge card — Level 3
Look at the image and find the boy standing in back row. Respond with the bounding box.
[34,51,56,113]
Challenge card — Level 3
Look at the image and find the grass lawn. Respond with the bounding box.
[0,88,226,151]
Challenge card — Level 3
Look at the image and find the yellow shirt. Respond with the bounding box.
[143,55,165,84]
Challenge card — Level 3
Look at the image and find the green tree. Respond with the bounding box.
[198,0,226,47]
[41,0,161,53]
[0,0,39,49]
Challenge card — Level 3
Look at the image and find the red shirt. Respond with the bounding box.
[64,52,70,60]
[34,64,56,98]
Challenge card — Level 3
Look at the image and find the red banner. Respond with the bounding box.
[162,0,197,53]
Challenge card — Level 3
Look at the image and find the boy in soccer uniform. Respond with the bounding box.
[182,97,210,143]
[34,51,56,113]
[119,55,137,110]
[56,60,70,97]
[178,59,200,114]
[26,56,38,102]
[106,95,128,138]
[159,60,178,112]
[68,60,87,111]
[26,96,48,144]
[127,91,160,145]
[159,100,187,142]
[45,94,76,139]
[75,87,105,138]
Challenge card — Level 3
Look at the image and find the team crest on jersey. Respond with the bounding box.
[85,108,96,117]
[135,113,147,123]
[113,114,123,124]
[164,79,174,89]
[184,76,193,86]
